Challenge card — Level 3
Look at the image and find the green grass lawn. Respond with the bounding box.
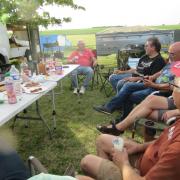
[2,24,175,176]
[3,75,141,175]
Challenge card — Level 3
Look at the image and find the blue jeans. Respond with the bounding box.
[71,66,94,88]
[109,73,132,91]
[120,88,155,119]
[105,81,155,112]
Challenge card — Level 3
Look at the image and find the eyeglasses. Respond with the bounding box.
[168,52,176,56]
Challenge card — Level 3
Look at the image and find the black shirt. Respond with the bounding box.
[135,54,165,76]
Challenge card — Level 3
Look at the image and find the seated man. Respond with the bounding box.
[80,69,180,180]
[93,42,180,115]
[97,94,180,135]
[109,37,165,92]
[68,40,97,94]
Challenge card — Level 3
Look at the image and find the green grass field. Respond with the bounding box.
[2,24,178,176]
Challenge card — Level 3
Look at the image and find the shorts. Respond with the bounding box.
[97,153,143,180]
[158,98,176,121]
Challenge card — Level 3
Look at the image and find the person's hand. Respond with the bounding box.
[123,77,140,82]
[112,148,129,169]
[148,75,155,81]
[161,110,180,121]
[72,56,78,63]
[123,138,142,155]
[93,61,97,67]
[114,70,124,74]
[143,79,155,87]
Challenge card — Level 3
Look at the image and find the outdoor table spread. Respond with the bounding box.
[0,64,79,138]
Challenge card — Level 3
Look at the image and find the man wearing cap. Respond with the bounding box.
[68,40,97,94]
[80,42,180,180]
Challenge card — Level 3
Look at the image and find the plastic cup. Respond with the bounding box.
[112,137,124,151]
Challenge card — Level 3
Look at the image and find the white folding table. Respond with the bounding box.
[0,81,57,138]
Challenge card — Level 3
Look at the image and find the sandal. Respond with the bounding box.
[96,120,124,136]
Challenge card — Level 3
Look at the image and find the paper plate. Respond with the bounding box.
[22,84,47,94]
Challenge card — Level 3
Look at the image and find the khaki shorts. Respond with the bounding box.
[97,153,143,180]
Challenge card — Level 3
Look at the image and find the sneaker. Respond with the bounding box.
[96,120,124,136]
[79,86,85,94]
[93,105,112,115]
[73,88,78,94]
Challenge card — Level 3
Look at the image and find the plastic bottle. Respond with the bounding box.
[20,60,31,77]
[9,65,22,101]
[5,72,17,104]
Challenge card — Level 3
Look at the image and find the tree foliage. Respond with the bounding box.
[0,0,85,27]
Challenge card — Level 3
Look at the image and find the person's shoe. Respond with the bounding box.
[73,88,78,94]
[79,86,86,94]
[93,105,112,115]
[96,120,124,136]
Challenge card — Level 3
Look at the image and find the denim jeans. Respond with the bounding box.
[120,88,155,119]
[109,73,132,91]
[105,81,155,112]
[71,66,94,88]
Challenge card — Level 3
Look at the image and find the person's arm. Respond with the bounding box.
[114,68,136,74]
[148,71,162,81]
[124,138,153,155]
[143,79,172,91]
[92,57,97,67]
[67,51,78,64]
[112,148,145,180]
[162,109,180,121]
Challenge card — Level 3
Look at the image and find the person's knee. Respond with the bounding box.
[109,74,116,82]
[96,134,108,149]
[116,80,125,91]
[145,95,158,104]
[81,154,94,172]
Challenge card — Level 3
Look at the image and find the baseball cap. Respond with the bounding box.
[171,61,180,77]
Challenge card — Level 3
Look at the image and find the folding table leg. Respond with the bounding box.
[35,101,53,139]
[51,89,56,130]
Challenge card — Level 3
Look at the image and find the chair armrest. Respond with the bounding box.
[150,91,160,95]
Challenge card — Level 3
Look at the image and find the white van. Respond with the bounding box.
[0,23,29,64]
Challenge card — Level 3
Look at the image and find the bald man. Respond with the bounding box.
[97,42,180,135]
[68,40,97,94]
[81,43,180,180]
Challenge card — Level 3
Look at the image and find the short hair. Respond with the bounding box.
[147,37,161,53]
[77,40,85,45]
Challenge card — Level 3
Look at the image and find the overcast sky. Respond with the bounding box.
[43,0,180,29]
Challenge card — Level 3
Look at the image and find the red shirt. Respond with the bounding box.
[139,120,180,180]
[68,48,94,67]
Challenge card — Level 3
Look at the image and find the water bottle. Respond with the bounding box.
[5,72,17,104]
[9,65,22,100]
[20,61,31,77]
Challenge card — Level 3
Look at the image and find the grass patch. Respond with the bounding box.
[40,27,107,36]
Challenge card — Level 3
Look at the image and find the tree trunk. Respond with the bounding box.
[27,25,40,73]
